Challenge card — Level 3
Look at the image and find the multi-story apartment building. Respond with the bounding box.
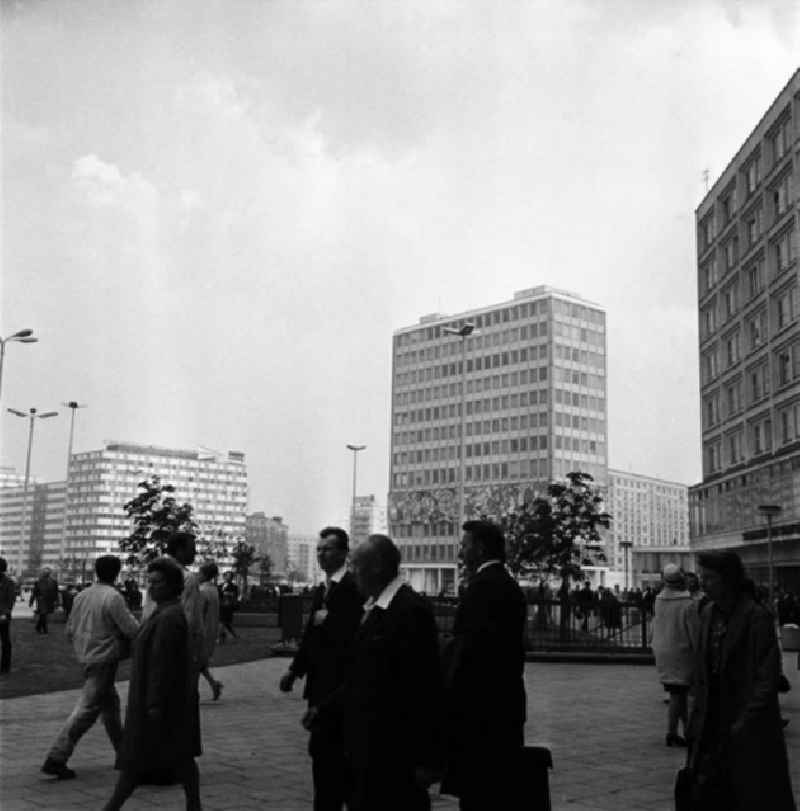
[389,285,608,594]
[690,69,800,590]
[287,534,322,585]
[350,494,388,546]
[0,466,26,489]
[607,469,691,588]
[65,441,248,569]
[246,512,289,576]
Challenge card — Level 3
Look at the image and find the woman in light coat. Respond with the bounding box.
[650,563,699,746]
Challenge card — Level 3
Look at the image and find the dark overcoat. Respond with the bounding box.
[687,596,795,810]
[117,600,201,779]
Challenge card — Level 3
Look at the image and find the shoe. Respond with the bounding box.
[666,734,687,747]
[212,681,223,701]
[41,759,76,780]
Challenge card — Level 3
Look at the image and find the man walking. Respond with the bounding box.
[345,534,443,811]
[0,557,17,674]
[279,527,363,811]
[41,555,139,780]
[30,568,59,634]
[442,520,528,810]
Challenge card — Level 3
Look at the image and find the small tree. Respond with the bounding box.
[231,540,259,599]
[500,471,611,595]
[120,476,198,564]
[258,554,273,586]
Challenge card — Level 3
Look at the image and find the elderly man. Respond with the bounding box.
[41,555,139,780]
[344,534,443,811]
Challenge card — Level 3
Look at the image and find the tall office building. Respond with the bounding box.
[350,494,388,546]
[607,469,691,589]
[389,285,608,594]
[287,533,322,585]
[690,69,800,590]
[246,512,289,576]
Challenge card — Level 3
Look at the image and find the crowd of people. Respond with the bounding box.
[0,520,797,810]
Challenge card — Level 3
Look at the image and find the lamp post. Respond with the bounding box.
[0,329,38,402]
[442,322,475,585]
[619,540,633,590]
[60,401,87,562]
[346,444,366,542]
[7,406,59,573]
[757,504,782,608]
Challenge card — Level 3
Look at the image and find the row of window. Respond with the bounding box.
[395,353,550,388]
[392,457,552,488]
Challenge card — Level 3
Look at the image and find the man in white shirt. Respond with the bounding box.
[41,555,139,780]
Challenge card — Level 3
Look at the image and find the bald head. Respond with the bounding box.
[351,534,401,598]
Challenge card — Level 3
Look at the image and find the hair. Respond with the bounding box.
[0,557,6,574]
[199,561,219,581]
[365,534,401,579]
[697,550,746,593]
[166,531,196,558]
[147,557,184,599]
[95,555,122,582]
[462,519,506,563]
[319,526,349,552]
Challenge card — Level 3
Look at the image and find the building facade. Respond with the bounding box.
[607,469,691,589]
[690,69,800,591]
[389,285,608,594]
[287,533,322,585]
[246,512,289,577]
[350,494,388,546]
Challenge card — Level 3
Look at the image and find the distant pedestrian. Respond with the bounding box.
[684,551,795,810]
[30,568,59,634]
[103,557,202,810]
[650,564,699,747]
[62,585,76,620]
[198,562,223,701]
[41,556,139,780]
[218,572,239,642]
[0,557,16,674]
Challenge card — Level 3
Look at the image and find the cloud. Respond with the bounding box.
[71,154,158,213]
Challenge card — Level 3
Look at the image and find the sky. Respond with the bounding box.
[2,0,799,534]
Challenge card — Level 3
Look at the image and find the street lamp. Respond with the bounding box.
[442,322,476,581]
[7,406,58,573]
[619,540,633,590]
[0,329,38,402]
[757,504,782,608]
[346,444,366,542]
[60,401,87,561]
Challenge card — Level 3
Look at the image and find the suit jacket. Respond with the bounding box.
[445,563,527,771]
[343,583,443,776]
[290,571,363,707]
[687,597,795,810]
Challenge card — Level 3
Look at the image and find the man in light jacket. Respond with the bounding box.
[41,555,139,780]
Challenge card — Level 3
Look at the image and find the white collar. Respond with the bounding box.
[365,575,405,611]
[327,566,347,584]
[477,559,503,573]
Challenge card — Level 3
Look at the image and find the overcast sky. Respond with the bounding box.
[2,0,799,534]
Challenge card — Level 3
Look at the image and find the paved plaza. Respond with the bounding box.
[1,655,798,811]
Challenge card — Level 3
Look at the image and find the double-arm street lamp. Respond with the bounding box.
[757,503,782,608]
[0,329,38,402]
[7,406,59,569]
[346,444,367,541]
[442,323,475,567]
[60,401,88,560]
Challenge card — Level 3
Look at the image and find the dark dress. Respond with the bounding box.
[116,599,201,783]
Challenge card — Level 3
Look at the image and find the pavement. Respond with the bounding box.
[1,655,798,811]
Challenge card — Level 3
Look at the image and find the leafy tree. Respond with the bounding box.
[499,471,611,594]
[258,554,273,586]
[231,540,259,598]
[120,476,198,563]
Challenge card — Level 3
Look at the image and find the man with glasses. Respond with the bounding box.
[279,527,363,811]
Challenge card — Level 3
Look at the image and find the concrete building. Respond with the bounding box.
[690,69,800,591]
[246,512,289,576]
[607,469,691,589]
[287,534,322,585]
[350,494,388,546]
[0,466,26,489]
[389,285,608,594]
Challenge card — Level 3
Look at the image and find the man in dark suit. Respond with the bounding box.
[344,534,443,811]
[279,527,363,811]
[442,520,528,810]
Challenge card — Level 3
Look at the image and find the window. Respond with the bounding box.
[724,331,740,368]
[749,363,769,403]
[751,418,772,455]
[721,192,735,226]
[699,213,716,253]
[772,173,792,221]
[701,303,717,339]
[776,285,798,330]
[780,408,794,444]
[747,310,767,351]
[704,394,720,428]
[745,210,761,247]
[723,283,738,320]
[701,258,718,294]
[725,380,742,416]
[774,229,794,277]
[746,263,764,299]
[725,237,739,270]
[727,431,743,465]
[702,348,719,383]
[705,441,722,474]
[772,117,790,164]
[745,155,760,195]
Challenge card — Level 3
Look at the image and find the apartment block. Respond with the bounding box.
[350,494,388,546]
[690,68,800,590]
[246,512,289,576]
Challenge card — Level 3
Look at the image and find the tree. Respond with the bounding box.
[120,476,198,563]
[231,540,259,599]
[258,554,273,586]
[499,471,611,594]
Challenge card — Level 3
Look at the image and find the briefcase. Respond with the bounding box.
[519,746,553,811]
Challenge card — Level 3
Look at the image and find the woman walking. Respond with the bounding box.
[218,572,239,642]
[103,557,202,810]
[198,562,222,701]
[651,564,699,746]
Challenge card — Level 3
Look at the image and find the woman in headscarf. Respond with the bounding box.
[103,557,202,810]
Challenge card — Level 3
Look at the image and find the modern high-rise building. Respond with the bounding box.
[350,494,388,546]
[246,512,289,576]
[389,285,608,594]
[607,469,691,589]
[287,533,322,585]
[690,68,800,590]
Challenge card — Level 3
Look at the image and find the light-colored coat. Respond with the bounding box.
[650,588,699,686]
